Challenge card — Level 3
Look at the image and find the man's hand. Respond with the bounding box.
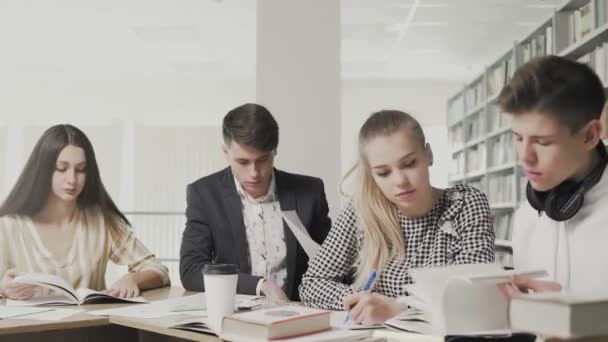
[498,275,562,299]
[260,280,288,303]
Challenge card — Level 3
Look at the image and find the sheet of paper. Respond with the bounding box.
[88,303,188,319]
[88,293,205,317]
[88,293,262,319]
[467,269,548,285]
[373,329,443,342]
[6,308,83,321]
[281,210,321,258]
[0,307,53,319]
[283,328,371,342]
[330,311,383,330]
[6,295,74,307]
[396,295,429,313]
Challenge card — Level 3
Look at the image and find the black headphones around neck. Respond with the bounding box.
[526,142,608,221]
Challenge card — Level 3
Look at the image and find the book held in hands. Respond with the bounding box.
[384,264,547,336]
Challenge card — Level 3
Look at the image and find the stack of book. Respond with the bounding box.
[171,304,377,341]
[510,292,608,339]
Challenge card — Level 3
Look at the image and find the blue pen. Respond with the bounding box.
[344,270,377,324]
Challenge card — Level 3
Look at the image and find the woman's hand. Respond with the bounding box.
[343,292,400,325]
[0,269,39,300]
[106,273,140,298]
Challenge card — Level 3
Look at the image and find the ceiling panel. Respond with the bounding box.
[0,0,564,82]
[342,0,564,80]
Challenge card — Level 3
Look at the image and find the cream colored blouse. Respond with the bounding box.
[0,207,170,292]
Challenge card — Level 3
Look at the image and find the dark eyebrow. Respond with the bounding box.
[56,161,87,166]
[256,154,272,161]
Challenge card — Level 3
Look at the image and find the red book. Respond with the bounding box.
[221,304,330,341]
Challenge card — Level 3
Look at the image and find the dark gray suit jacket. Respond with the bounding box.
[179,167,332,300]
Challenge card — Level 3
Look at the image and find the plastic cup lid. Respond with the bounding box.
[202,263,238,275]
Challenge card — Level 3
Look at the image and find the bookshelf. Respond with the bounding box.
[446,0,608,266]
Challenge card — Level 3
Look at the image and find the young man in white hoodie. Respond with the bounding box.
[497,55,608,297]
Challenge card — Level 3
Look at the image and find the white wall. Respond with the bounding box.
[257,0,341,215]
[0,0,463,286]
[341,79,462,193]
[0,77,256,286]
[0,78,255,201]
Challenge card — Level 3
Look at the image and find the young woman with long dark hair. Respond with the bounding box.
[0,124,169,299]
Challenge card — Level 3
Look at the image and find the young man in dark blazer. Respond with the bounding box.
[179,103,332,301]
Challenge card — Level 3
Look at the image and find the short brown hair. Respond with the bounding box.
[222,103,279,151]
[497,55,606,133]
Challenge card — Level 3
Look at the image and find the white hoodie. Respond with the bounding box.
[512,166,608,295]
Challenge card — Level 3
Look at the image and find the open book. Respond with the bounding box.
[6,273,148,306]
[330,311,384,330]
[384,264,547,336]
[170,317,217,336]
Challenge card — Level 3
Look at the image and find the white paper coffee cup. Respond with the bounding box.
[202,264,238,334]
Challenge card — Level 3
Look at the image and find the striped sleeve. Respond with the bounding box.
[109,219,170,286]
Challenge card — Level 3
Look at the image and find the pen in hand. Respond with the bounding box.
[344,270,377,324]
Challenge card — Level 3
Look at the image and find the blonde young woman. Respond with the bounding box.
[299,110,495,325]
[0,124,169,300]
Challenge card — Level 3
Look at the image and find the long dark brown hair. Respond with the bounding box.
[0,124,130,230]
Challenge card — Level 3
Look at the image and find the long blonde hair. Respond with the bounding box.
[346,110,426,287]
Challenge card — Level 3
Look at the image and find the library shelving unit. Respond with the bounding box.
[446,0,608,265]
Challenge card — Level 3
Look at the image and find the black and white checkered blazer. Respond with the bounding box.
[299,184,495,310]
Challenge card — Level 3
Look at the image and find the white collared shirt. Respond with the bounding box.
[234,173,287,293]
